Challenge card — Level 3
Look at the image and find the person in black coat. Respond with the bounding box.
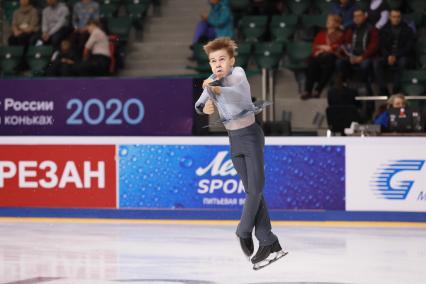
[47,39,78,76]
[373,9,415,95]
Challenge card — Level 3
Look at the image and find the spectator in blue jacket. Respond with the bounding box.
[374,94,407,129]
[331,0,356,29]
[191,0,234,47]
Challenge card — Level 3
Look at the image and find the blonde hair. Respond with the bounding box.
[328,14,342,27]
[387,93,407,108]
[203,37,238,58]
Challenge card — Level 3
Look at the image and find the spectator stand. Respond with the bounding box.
[0,0,162,77]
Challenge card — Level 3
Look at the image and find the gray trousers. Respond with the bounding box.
[227,122,278,246]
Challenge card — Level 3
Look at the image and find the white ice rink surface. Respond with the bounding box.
[0,220,425,284]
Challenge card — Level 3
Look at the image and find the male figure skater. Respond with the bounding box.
[194,37,287,270]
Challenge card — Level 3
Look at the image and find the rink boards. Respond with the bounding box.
[0,136,425,221]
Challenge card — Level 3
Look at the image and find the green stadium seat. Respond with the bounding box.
[99,3,118,19]
[127,3,150,30]
[26,46,53,76]
[254,42,285,70]
[402,83,425,96]
[230,0,250,12]
[126,2,150,21]
[300,14,327,41]
[314,0,334,14]
[108,17,132,42]
[401,70,426,85]
[284,41,312,70]
[301,14,327,29]
[354,0,369,10]
[0,46,24,76]
[270,15,298,43]
[192,43,211,73]
[230,0,251,24]
[4,0,19,24]
[239,16,269,43]
[125,0,151,5]
[99,0,121,4]
[287,0,310,15]
[407,0,426,13]
[386,0,403,10]
[234,42,252,69]
[420,55,426,69]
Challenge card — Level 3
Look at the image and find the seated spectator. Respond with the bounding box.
[71,0,100,57]
[367,0,389,30]
[373,93,407,129]
[75,20,111,76]
[331,0,356,29]
[47,39,78,76]
[191,0,233,47]
[301,15,344,100]
[374,9,414,95]
[336,8,378,96]
[8,0,39,47]
[33,0,71,50]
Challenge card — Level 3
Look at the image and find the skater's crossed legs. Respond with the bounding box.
[231,149,277,246]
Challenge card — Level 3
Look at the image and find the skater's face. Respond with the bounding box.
[208,49,235,79]
[209,0,220,5]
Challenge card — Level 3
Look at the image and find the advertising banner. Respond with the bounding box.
[0,145,116,208]
[118,144,346,210]
[346,144,426,212]
[0,78,193,135]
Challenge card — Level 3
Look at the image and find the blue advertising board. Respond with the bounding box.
[118,144,345,210]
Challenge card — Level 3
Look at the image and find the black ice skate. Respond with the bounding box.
[238,235,254,259]
[251,240,287,270]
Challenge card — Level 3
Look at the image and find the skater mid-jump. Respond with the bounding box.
[194,37,287,270]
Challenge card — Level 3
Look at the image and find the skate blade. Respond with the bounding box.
[253,250,288,271]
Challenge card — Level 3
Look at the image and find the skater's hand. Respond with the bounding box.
[203,99,215,115]
[202,77,214,89]
[209,86,221,95]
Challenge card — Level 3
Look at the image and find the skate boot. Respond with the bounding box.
[251,240,287,270]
